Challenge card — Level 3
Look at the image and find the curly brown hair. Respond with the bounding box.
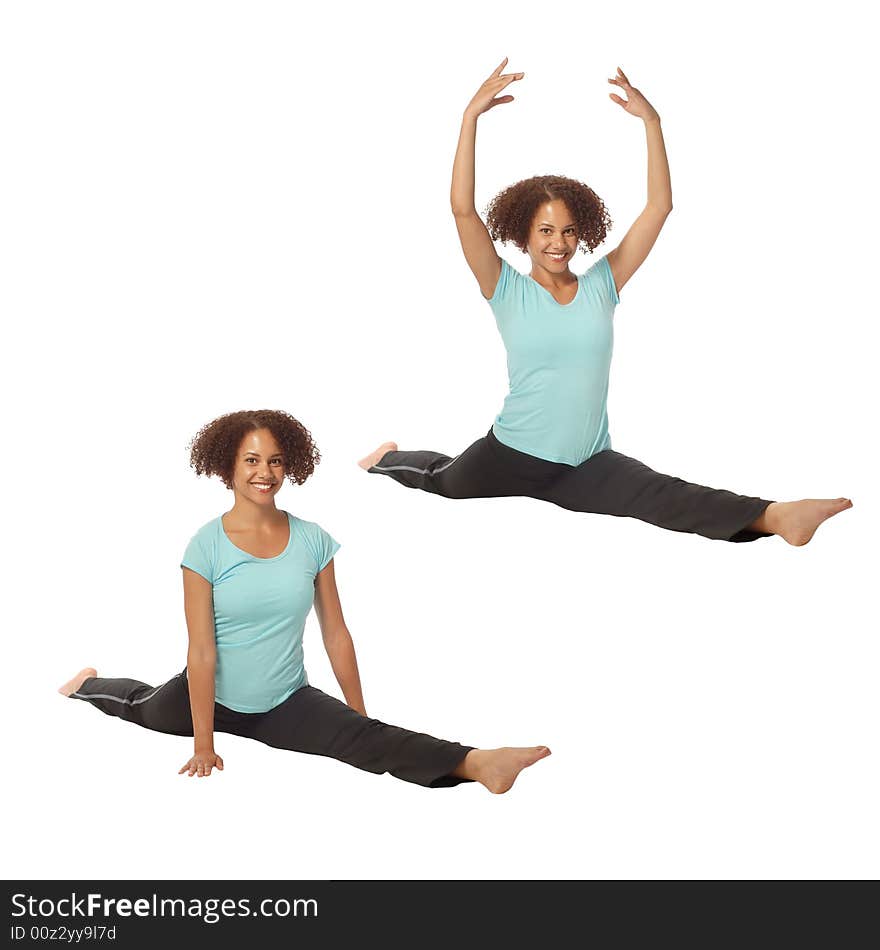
[188,409,320,488]
[485,174,612,254]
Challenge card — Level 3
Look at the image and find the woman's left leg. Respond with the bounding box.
[541,450,774,542]
[243,686,551,791]
[245,686,474,787]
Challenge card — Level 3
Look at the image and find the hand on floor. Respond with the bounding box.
[179,750,224,777]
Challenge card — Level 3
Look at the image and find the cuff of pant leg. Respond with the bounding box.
[727,499,774,543]
[428,745,475,789]
[69,677,99,699]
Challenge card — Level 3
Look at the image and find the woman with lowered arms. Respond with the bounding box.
[60,410,550,793]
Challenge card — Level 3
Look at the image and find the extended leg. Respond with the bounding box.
[364,431,522,499]
[246,686,475,788]
[65,669,193,736]
[543,450,774,542]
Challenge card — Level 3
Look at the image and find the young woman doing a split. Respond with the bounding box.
[60,410,549,793]
[360,61,851,546]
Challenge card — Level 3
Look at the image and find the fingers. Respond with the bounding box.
[485,61,523,87]
[489,56,508,79]
[609,93,626,107]
[488,95,515,110]
[489,57,522,80]
[487,73,523,94]
[616,66,631,85]
[179,755,222,776]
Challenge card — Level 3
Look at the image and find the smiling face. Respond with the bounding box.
[525,199,578,277]
[231,428,285,506]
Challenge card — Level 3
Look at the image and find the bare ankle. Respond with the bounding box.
[750,502,778,535]
[452,749,484,783]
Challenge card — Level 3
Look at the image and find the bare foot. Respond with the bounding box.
[358,441,398,471]
[58,667,97,697]
[456,746,551,794]
[755,498,853,546]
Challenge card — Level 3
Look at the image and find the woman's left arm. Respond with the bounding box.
[605,67,673,296]
[313,559,367,717]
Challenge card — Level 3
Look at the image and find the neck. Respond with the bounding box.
[225,493,285,528]
[528,265,575,289]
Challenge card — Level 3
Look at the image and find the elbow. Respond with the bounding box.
[649,201,673,217]
[322,624,354,653]
[451,203,477,220]
[187,646,216,670]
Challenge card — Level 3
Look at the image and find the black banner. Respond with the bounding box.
[4,881,877,946]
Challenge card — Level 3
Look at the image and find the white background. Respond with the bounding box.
[2,0,877,880]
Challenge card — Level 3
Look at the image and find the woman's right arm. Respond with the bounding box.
[451,58,523,299]
[179,567,224,777]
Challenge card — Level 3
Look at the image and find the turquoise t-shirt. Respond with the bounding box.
[488,256,619,466]
[180,512,339,714]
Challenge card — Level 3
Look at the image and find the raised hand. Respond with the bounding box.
[608,67,660,123]
[465,57,524,120]
[179,750,224,777]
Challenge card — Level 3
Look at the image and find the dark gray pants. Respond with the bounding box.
[370,429,773,543]
[72,672,472,788]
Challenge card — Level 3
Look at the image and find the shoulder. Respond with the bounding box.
[581,254,620,306]
[290,514,340,571]
[290,514,338,550]
[181,516,223,581]
[289,513,322,538]
[488,257,525,305]
[582,254,610,279]
[193,516,223,538]
[185,516,223,548]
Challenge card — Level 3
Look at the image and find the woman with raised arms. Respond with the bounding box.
[360,61,851,546]
[60,410,549,792]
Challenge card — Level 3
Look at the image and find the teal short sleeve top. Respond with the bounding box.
[180,512,340,713]
[488,256,619,466]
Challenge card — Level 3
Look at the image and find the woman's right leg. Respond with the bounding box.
[363,431,512,498]
[363,428,569,500]
[64,669,193,737]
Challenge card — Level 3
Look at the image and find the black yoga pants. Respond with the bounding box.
[71,671,472,788]
[370,428,773,543]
